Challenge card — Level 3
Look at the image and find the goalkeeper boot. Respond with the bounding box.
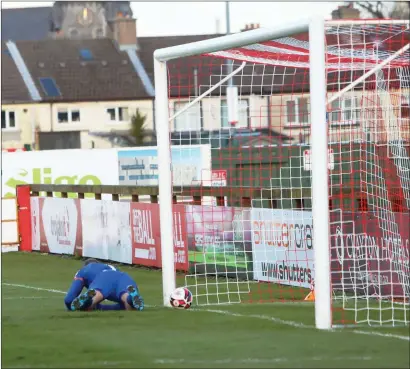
[71,289,96,311]
[127,285,144,311]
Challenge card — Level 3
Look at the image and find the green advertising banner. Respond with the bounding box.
[185,205,253,275]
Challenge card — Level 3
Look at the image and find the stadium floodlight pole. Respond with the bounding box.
[309,15,332,330]
[225,1,233,85]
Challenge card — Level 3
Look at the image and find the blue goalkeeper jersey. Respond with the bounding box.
[64,262,117,310]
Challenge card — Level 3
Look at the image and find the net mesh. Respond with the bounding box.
[165,20,410,326]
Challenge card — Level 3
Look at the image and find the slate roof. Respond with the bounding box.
[1,43,32,103]
[1,7,52,42]
[4,31,402,105]
[138,34,311,98]
[1,34,225,104]
[14,38,151,103]
[6,22,405,105]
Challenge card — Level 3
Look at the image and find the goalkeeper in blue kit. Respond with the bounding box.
[64,259,144,312]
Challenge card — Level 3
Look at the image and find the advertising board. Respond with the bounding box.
[81,200,132,264]
[31,197,40,251]
[1,149,119,198]
[131,203,188,271]
[330,211,410,297]
[118,145,211,187]
[185,205,252,272]
[251,208,314,288]
[37,197,83,256]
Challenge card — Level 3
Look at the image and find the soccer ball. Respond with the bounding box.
[170,287,193,309]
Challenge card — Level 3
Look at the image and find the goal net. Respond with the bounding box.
[154,18,410,328]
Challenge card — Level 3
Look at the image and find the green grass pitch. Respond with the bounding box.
[2,252,409,368]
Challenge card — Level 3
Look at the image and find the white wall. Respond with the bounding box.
[2,100,155,150]
[1,104,50,149]
[169,94,270,132]
[48,100,154,132]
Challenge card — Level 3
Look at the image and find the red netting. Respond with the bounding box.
[165,20,410,326]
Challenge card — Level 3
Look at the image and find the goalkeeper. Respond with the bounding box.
[64,259,144,312]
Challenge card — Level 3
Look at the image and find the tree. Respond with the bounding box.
[130,108,148,146]
[350,1,387,18]
[390,1,410,19]
[347,1,410,20]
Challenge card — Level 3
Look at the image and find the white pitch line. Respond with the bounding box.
[2,283,66,294]
[193,300,315,307]
[3,282,409,341]
[354,330,410,342]
[2,296,60,300]
[5,361,137,369]
[3,357,373,369]
[154,356,373,365]
[196,308,312,328]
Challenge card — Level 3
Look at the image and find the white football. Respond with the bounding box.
[170,287,193,309]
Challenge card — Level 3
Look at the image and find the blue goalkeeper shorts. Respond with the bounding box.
[88,270,138,303]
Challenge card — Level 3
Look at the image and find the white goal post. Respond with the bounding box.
[154,16,331,329]
[154,16,410,330]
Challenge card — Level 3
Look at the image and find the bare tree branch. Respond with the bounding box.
[346,1,389,18]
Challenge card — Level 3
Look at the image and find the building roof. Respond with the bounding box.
[6,25,407,104]
[1,43,32,103]
[0,32,330,104]
[1,34,225,104]
[1,7,52,42]
[16,38,151,102]
[137,34,309,99]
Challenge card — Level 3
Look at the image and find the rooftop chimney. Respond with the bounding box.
[241,23,261,32]
[331,4,360,20]
[110,15,138,50]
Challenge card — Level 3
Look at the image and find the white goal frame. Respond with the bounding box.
[154,16,331,330]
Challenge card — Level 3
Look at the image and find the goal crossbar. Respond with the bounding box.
[154,19,310,62]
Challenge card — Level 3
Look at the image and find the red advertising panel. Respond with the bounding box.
[211,170,227,186]
[39,197,83,256]
[330,212,409,297]
[131,203,188,271]
[16,185,32,252]
[131,203,160,267]
[173,205,189,271]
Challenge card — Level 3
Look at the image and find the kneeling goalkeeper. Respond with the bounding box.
[65,259,144,312]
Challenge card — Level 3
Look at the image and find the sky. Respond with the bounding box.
[1,1,343,37]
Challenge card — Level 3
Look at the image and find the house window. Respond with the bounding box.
[329,97,359,125]
[221,99,249,129]
[57,108,81,123]
[174,101,201,131]
[107,107,129,122]
[1,110,16,130]
[286,97,309,125]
